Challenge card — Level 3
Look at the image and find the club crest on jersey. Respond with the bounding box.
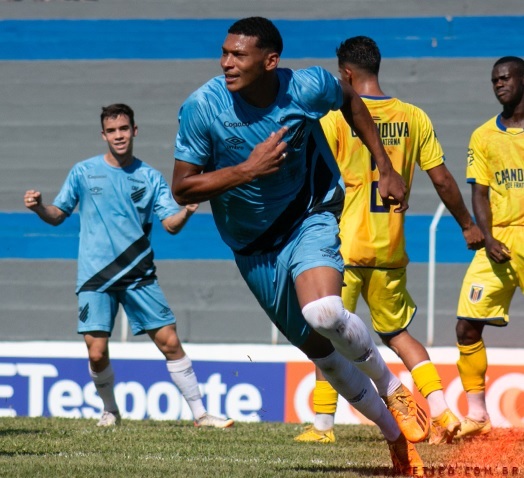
[131,187,146,203]
[79,303,89,323]
[469,284,484,303]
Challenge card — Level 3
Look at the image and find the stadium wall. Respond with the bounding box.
[1,342,523,428]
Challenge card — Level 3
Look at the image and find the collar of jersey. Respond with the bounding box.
[496,114,524,134]
[361,95,392,100]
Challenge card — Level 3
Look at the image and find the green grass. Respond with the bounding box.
[0,418,523,478]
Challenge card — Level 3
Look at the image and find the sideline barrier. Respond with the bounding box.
[1,342,522,428]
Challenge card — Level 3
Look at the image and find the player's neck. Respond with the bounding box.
[354,80,385,97]
[104,152,135,168]
[239,73,279,108]
[501,101,524,127]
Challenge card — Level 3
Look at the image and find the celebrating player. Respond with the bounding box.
[24,103,233,429]
[172,17,426,475]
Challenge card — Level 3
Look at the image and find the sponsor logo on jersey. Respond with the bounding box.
[89,187,103,195]
[495,168,524,189]
[351,121,409,146]
[467,148,475,166]
[223,121,250,128]
[320,248,340,260]
[159,306,172,317]
[469,284,484,303]
[225,136,245,150]
[128,177,145,184]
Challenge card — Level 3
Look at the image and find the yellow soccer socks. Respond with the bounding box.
[411,361,443,400]
[456,340,487,393]
[313,380,339,415]
[457,340,489,425]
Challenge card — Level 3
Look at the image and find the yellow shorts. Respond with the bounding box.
[457,226,524,326]
[342,267,416,336]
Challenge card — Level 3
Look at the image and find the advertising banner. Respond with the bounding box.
[0,343,522,428]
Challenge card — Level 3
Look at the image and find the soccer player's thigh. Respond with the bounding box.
[362,267,416,335]
[341,267,363,313]
[234,250,311,347]
[119,283,175,336]
[506,226,524,296]
[77,290,119,334]
[458,248,517,326]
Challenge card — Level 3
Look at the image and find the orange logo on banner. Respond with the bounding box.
[285,362,524,428]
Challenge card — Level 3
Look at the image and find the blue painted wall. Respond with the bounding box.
[2,16,523,60]
[0,212,474,263]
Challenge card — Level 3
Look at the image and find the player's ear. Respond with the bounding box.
[265,52,280,71]
[343,66,354,85]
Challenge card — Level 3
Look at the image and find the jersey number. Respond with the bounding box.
[370,156,389,213]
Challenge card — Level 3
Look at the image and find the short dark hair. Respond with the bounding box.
[493,56,524,76]
[100,103,135,129]
[336,36,381,75]
[228,17,283,55]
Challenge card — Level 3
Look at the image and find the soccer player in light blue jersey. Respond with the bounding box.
[172,17,424,474]
[24,103,233,429]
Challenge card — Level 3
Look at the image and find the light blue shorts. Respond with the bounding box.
[234,212,344,347]
[77,281,175,336]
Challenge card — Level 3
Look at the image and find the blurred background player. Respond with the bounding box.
[295,36,483,445]
[173,17,426,474]
[24,103,233,429]
[455,56,524,438]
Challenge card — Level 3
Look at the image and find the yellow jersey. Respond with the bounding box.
[321,96,444,268]
[466,114,524,227]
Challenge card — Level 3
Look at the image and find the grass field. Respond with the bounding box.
[1,417,523,478]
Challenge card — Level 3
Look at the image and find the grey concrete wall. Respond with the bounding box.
[2,258,521,347]
[1,0,523,347]
[1,0,524,20]
[0,58,504,213]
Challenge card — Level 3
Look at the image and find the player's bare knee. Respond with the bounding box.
[158,336,182,356]
[149,325,181,354]
[88,351,109,370]
[456,319,483,345]
[381,336,400,356]
[380,331,402,354]
[86,344,109,367]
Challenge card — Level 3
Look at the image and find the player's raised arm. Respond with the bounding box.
[24,189,66,226]
[338,80,408,213]
[162,203,199,235]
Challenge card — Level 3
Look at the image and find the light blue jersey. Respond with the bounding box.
[53,155,179,293]
[175,66,345,255]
